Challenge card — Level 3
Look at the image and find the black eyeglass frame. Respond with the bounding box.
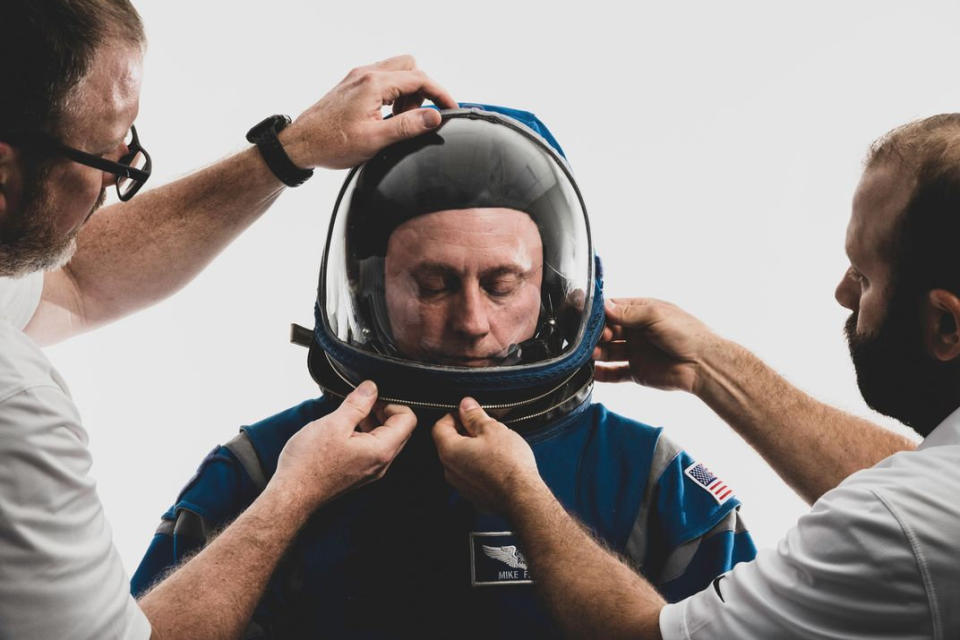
[1,125,152,201]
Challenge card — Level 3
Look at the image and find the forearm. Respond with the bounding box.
[139,481,309,640]
[696,338,915,503]
[26,57,456,345]
[63,146,282,334]
[508,478,664,639]
[138,383,417,639]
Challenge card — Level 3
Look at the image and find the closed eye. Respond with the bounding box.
[415,274,458,297]
[480,267,527,297]
[483,276,521,297]
[849,266,867,285]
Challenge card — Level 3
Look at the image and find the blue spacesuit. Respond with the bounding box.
[131,105,756,639]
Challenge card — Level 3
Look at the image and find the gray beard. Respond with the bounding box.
[0,171,104,277]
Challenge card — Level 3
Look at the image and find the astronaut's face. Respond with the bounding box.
[384,208,543,367]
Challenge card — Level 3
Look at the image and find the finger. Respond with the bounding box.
[594,363,635,383]
[359,400,393,432]
[372,54,417,71]
[605,298,659,329]
[378,70,457,110]
[458,397,496,436]
[381,403,413,420]
[328,380,378,432]
[593,340,629,362]
[392,91,425,116]
[384,107,443,143]
[367,404,418,454]
[601,323,628,341]
[431,412,462,452]
[359,403,407,433]
[601,325,614,342]
[357,414,379,433]
[372,401,390,426]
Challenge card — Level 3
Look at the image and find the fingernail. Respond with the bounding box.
[357,380,377,397]
[606,299,618,307]
[421,110,440,128]
[461,397,480,411]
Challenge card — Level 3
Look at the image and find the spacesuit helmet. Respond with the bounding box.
[303,105,604,426]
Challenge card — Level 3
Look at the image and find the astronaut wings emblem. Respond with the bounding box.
[482,544,528,570]
[470,532,533,586]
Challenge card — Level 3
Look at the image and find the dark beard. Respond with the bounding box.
[845,285,960,437]
[0,161,105,277]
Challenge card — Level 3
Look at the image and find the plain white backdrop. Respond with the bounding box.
[45,1,959,576]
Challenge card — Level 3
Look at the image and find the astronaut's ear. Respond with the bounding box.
[922,289,960,361]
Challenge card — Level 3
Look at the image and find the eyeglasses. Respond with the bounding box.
[1,125,152,201]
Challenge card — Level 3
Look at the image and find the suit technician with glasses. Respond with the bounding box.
[0,2,456,638]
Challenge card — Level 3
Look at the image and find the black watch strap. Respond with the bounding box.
[246,115,314,187]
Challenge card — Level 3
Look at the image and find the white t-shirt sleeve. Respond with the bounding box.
[0,384,151,639]
[0,271,43,330]
[659,478,933,640]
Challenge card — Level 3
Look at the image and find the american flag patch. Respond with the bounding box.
[684,462,734,505]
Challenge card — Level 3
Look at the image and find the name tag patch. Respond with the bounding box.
[469,531,533,586]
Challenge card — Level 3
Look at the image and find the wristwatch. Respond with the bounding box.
[246,115,314,187]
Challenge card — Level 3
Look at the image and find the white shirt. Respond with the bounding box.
[660,408,960,640]
[0,273,151,640]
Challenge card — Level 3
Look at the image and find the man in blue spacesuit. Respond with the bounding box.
[131,105,756,638]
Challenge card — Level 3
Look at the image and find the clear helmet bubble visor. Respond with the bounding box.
[314,108,602,408]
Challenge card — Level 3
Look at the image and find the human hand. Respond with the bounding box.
[432,397,545,515]
[593,298,722,395]
[271,381,416,511]
[279,55,456,170]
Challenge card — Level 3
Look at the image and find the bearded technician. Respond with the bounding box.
[433,114,960,638]
[0,2,456,639]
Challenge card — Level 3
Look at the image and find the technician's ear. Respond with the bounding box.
[923,289,960,361]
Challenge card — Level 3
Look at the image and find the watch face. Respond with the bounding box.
[247,114,291,142]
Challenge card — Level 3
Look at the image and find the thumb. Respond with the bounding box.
[328,380,378,433]
[458,397,494,436]
[384,108,441,144]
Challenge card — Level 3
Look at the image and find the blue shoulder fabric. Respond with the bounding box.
[644,447,757,601]
[531,403,755,602]
[655,450,741,543]
[130,397,334,596]
[130,443,261,595]
[532,403,658,548]
[240,396,338,479]
[658,520,756,602]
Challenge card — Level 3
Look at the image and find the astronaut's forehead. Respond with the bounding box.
[385,208,542,273]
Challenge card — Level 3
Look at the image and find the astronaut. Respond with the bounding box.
[131,105,756,638]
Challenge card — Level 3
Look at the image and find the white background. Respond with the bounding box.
[45,0,959,576]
